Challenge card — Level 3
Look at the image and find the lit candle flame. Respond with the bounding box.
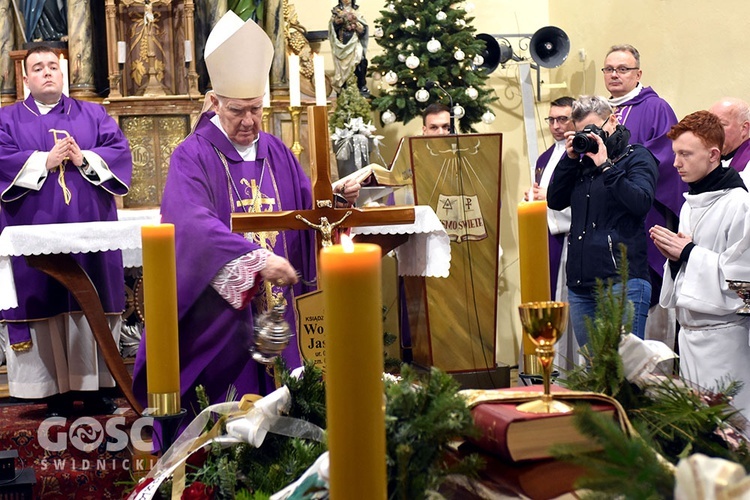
[341,233,354,252]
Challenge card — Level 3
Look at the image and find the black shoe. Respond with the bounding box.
[83,394,117,415]
[45,394,74,418]
[83,395,117,415]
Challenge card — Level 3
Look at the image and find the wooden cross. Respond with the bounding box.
[231,105,415,253]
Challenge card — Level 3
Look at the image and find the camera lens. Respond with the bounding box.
[572,133,598,154]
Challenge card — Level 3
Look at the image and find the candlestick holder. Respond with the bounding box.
[289,106,303,160]
[517,301,573,414]
[145,408,187,454]
[262,108,271,133]
[727,280,750,315]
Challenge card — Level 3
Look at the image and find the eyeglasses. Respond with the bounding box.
[601,67,639,75]
[544,116,570,124]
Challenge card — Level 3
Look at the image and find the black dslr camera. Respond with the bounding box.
[572,124,608,154]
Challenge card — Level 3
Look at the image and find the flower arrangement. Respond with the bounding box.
[129,361,479,499]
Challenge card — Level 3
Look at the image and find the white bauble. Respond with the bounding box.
[398,53,406,62]
[374,26,384,38]
[387,3,395,12]
[465,86,478,100]
[481,110,496,124]
[384,70,398,85]
[405,53,420,69]
[415,89,430,102]
[382,110,397,125]
[404,18,415,28]
[436,11,447,21]
[456,19,466,27]
[452,104,465,119]
[426,38,442,53]
[473,54,484,66]
[454,48,465,61]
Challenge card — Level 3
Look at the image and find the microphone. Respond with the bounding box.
[425,80,455,134]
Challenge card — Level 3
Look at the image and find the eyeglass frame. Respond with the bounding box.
[544,116,571,125]
[600,66,640,75]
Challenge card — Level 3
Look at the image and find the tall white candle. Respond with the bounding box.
[59,54,69,96]
[184,40,193,63]
[288,54,301,107]
[117,41,127,64]
[313,54,326,106]
[263,78,271,107]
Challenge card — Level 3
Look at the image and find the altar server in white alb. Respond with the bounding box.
[650,110,750,417]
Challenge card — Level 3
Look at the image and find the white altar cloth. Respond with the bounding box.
[352,205,451,278]
[0,209,160,311]
[0,206,449,311]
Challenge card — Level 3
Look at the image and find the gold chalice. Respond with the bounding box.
[727,280,750,316]
[517,301,573,414]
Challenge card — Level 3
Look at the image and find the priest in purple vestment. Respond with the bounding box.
[604,45,684,305]
[0,45,132,416]
[709,97,750,176]
[132,13,359,427]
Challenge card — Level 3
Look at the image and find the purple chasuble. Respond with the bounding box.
[0,95,132,345]
[614,86,684,281]
[729,140,750,172]
[132,113,316,421]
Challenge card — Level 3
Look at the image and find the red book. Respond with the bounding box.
[467,385,616,462]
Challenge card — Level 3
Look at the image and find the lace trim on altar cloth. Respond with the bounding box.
[351,206,451,278]
[211,249,271,309]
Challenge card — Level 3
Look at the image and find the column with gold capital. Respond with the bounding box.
[321,241,387,500]
[141,223,181,416]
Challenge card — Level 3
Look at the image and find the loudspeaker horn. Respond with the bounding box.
[475,33,515,74]
[529,26,570,68]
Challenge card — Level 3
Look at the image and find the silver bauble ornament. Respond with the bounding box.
[466,86,479,100]
[454,48,465,61]
[384,71,398,84]
[387,3,395,12]
[427,38,442,53]
[473,54,485,66]
[374,26,384,38]
[481,110,496,124]
[436,11,447,21]
[415,88,430,102]
[453,104,466,119]
[404,18,415,28]
[382,110,397,125]
[405,53,420,69]
[398,53,406,63]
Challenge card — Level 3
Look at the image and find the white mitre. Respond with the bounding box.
[204,11,273,99]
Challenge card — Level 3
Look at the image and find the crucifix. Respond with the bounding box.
[232,105,416,369]
[232,105,415,250]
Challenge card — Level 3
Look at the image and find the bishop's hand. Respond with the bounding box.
[261,254,299,287]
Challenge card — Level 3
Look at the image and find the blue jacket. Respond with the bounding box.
[547,144,658,290]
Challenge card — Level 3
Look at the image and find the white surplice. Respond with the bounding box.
[660,187,750,416]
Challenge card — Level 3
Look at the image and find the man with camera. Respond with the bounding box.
[547,96,658,347]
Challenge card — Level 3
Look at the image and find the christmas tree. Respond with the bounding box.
[369,0,497,132]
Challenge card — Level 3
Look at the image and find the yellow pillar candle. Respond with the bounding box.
[321,242,386,500]
[141,224,181,416]
[517,200,551,373]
